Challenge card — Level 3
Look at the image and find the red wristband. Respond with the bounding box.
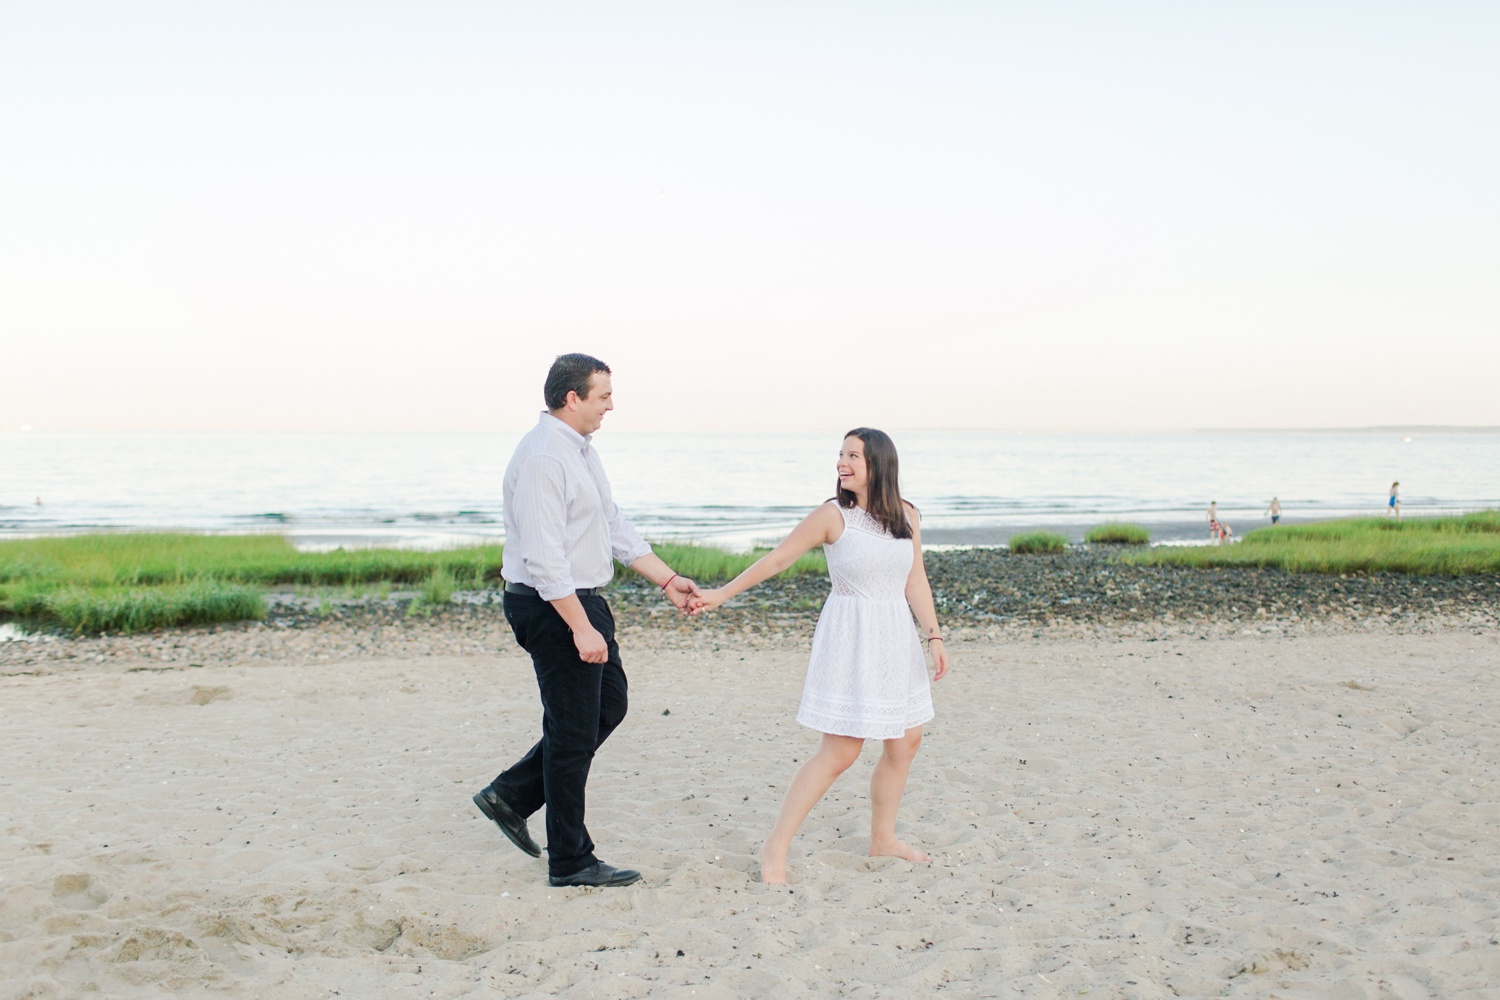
[662,573,678,591]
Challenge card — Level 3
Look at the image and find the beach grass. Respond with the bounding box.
[408,567,459,616]
[1124,511,1500,575]
[1008,531,1068,554]
[0,533,507,589]
[4,580,267,635]
[0,533,827,633]
[639,541,827,583]
[1085,523,1151,545]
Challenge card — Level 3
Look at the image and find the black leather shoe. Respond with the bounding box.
[548,861,641,888]
[472,786,542,858]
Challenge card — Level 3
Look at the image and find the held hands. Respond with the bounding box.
[692,588,729,614]
[659,573,734,616]
[662,574,703,614]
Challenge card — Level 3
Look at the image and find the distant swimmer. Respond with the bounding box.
[35,497,42,506]
[1388,481,1401,521]
[1265,497,1281,525]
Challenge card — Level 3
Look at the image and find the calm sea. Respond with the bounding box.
[1,429,1497,550]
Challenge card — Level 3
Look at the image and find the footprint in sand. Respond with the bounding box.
[52,873,108,910]
[189,685,233,705]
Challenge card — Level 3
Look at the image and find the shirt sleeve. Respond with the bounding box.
[607,499,653,567]
[587,447,652,567]
[509,455,577,600]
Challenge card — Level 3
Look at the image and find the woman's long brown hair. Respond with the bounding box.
[835,427,913,539]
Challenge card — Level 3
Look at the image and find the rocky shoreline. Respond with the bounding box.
[2,548,1497,671]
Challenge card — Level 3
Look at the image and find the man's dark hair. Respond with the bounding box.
[544,353,611,410]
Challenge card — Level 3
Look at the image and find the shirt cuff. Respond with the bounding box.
[533,578,578,602]
[615,540,653,567]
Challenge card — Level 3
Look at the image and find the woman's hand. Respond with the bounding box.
[693,588,729,614]
[929,639,949,681]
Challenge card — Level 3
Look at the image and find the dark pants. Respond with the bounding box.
[492,590,628,878]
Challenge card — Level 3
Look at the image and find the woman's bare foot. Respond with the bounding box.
[759,843,790,885]
[869,838,931,863]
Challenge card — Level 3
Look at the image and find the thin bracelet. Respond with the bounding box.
[662,573,678,591]
[924,635,944,644]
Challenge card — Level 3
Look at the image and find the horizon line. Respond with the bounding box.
[3,424,1499,436]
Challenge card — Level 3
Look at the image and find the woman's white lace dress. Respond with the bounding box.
[796,503,934,739]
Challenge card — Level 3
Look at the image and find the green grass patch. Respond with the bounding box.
[10,581,266,635]
[423,567,457,605]
[0,532,828,633]
[1008,531,1068,554]
[409,567,458,616]
[1085,523,1151,545]
[1124,511,1500,575]
[623,541,827,583]
[0,533,505,589]
[0,533,504,633]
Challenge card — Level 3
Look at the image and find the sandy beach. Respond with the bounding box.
[2,612,1497,999]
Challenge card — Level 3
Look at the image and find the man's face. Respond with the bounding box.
[571,372,614,434]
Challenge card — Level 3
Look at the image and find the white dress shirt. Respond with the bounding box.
[501,412,652,601]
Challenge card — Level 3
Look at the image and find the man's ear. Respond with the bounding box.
[564,391,580,411]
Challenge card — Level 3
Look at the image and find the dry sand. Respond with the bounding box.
[2,623,1498,999]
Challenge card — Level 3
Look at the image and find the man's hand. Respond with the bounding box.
[663,574,702,613]
[573,625,609,664]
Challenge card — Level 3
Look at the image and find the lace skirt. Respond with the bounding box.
[795,594,934,739]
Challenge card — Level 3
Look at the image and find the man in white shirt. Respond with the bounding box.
[473,353,701,888]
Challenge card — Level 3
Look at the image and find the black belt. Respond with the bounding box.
[504,582,604,598]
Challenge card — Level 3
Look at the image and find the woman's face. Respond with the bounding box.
[837,436,869,495]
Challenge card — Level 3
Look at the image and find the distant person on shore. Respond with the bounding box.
[1207,501,1222,544]
[473,353,702,889]
[1388,482,1401,520]
[694,428,949,885]
[1265,497,1281,525]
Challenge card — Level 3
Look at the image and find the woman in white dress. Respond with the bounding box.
[697,428,949,884]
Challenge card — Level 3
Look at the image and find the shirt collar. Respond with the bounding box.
[539,411,592,453]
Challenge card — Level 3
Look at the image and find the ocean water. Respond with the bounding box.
[1,429,1496,550]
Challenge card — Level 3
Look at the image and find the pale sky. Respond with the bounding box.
[3,2,1497,433]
